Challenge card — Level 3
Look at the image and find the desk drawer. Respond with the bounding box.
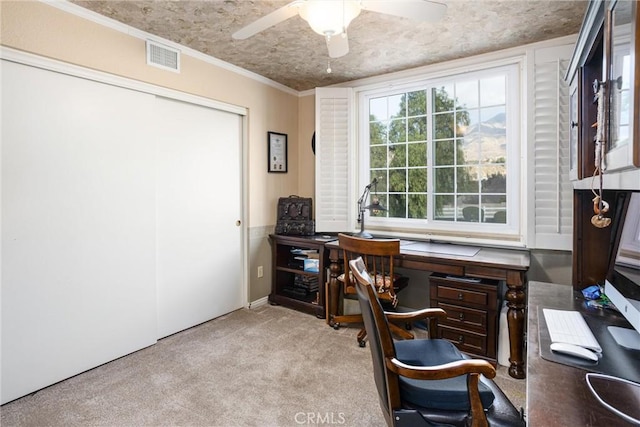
[438,325,487,356]
[436,285,489,306]
[438,302,488,332]
[430,275,498,361]
[429,276,498,310]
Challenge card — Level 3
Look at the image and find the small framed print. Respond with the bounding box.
[268,131,288,173]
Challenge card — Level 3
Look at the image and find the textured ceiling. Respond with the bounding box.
[71,0,588,91]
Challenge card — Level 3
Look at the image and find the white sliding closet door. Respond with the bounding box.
[1,60,158,404]
[155,97,244,339]
[1,56,245,404]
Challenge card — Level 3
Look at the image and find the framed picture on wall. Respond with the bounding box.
[268,131,288,173]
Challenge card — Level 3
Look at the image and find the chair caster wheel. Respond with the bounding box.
[332,323,340,330]
[358,340,366,348]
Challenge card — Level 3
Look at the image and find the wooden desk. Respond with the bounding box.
[527,281,640,426]
[325,239,530,379]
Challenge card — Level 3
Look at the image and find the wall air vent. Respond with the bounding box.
[146,40,180,73]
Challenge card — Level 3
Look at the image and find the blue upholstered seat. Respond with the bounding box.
[395,339,495,411]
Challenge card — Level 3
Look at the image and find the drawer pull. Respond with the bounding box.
[458,312,464,320]
[457,293,464,300]
[458,335,464,344]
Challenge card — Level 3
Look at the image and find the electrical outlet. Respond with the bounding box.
[257,265,264,278]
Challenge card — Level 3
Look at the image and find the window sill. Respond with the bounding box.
[363,225,525,249]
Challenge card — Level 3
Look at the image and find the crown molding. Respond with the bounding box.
[43,0,300,97]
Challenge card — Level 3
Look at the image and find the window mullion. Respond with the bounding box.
[426,86,434,222]
[360,62,520,241]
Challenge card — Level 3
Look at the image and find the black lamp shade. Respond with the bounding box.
[363,200,387,211]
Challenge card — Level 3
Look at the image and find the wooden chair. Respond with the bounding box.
[348,257,525,427]
[330,233,412,347]
[462,206,484,222]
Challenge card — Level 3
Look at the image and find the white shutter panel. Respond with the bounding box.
[531,46,574,250]
[315,87,353,232]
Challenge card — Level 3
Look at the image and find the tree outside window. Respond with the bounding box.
[367,74,508,225]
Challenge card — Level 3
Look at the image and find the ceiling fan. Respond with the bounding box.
[232,0,447,59]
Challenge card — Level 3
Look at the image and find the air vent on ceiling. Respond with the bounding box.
[146,40,180,73]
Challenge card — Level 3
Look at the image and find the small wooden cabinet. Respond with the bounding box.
[429,275,499,363]
[269,234,330,318]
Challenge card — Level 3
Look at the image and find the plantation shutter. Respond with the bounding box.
[315,87,353,232]
[530,45,574,250]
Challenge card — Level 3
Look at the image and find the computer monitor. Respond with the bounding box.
[605,191,640,351]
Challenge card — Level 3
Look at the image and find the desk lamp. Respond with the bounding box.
[355,177,386,239]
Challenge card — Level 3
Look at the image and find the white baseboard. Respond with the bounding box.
[248,296,269,309]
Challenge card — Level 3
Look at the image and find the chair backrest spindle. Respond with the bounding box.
[338,233,401,302]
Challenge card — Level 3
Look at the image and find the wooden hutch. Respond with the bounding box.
[566,0,639,290]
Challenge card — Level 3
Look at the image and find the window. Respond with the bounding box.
[317,45,573,248]
[360,64,520,240]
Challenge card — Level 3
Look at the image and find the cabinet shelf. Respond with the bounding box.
[269,234,330,318]
[275,266,317,276]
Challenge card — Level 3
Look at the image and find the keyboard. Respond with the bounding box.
[543,309,602,353]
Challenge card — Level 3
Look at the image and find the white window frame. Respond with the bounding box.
[356,61,523,244]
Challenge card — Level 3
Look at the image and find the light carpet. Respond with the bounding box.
[0,305,525,426]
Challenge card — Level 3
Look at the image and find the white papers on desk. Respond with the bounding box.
[400,241,480,257]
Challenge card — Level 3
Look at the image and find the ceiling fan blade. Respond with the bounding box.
[361,0,447,23]
[327,34,349,58]
[232,1,301,40]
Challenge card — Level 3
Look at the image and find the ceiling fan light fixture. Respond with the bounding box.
[299,0,361,37]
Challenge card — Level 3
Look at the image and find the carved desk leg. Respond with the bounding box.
[506,270,526,379]
[327,249,341,327]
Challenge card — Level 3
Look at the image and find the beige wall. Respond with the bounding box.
[297,94,316,199]
[528,249,572,286]
[1,0,305,303]
[0,0,299,229]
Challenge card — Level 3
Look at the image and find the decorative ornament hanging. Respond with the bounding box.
[591,80,611,229]
[591,195,611,228]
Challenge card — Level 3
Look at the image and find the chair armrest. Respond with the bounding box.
[386,357,496,427]
[384,307,447,322]
[386,357,496,381]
